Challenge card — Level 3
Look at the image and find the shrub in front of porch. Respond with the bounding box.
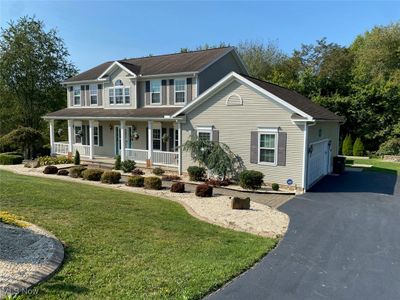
[82,169,105,181]
[239,170,264,190]
[152,167,165,176]
[57,169,69,176]
[101,171,121,184]
[170,182,185,193]
[74,150,80,165]
[132,168,144,175]
[187,166,206,181]
[114,155,121,170]
[0,153,23,165]
[144,177,162,190]
[195,184,213,197]
[43,165,58,174]
[121,160,136,173]
[38,155,72,166]
[126,175,144,187]
[69,166,86,178]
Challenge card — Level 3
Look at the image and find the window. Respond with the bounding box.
[73,86,81,106]
[108,80,130,105]
[150,80,161,104]
[153,129,161,150]
[174,79,186,104]
[109,89,114,104]
[259,133,277,164]
[124,87,130,104]
[93,126,99,146]
[74,126,82,144]
[90,85,98,105]
[115,88,123,104]
[197,126,213,141]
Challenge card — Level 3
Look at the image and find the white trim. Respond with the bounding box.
[302,123,308,191]
[150,80,162,105]
[73,86,81,106]
[174,78,187,105]
[196,126,213,141]
[97,61,136,80]
[257,131,278,166]
[89,84,98,106]
[43,116,184,121]
[63,79,106,85]
[225,92,243,106]
[172,72,314,121]
[138,72,197,79]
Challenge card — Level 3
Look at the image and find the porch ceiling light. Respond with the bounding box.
[109,124,113,130]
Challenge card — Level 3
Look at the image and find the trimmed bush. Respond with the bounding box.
[205,178,231,187]
[187,166,206,181]
[121,160,136,173]
[152,167,165,176]
[132,168,145,175]
[74,150,80,165]
[101,171,121,184]
[57,169,69,176]
[161,175,181,181]
[126,175,144,187]
[144,176,162,190]
[69,166,87,178]
[342,134,353,156]
[170,182,185,193]
[352,138,364,156]
[195,184,213,197]
[271,183,279,191]
[114,155,121,170]
[82,168,104,181]
[231,197,250,209]
[43,165,58,174]
[38,155,72,166]
[239,170,264,190]
[378,138,400,156]
[0,154,23,165]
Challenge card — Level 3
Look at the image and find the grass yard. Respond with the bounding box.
[346,158,400,175]
[0,170,276,299]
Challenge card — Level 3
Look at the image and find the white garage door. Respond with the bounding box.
[307,140,330,188]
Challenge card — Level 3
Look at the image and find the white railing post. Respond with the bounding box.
[89,120,94,160]
[120,120,126,161]
[67,120,73,153]
[147,121,153,166]
[49,120,55,155]
[178,122,182,175]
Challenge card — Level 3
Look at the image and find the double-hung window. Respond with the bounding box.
[115,88,123,104]
[153,128,161,150]
[174,79,186,104]
[74,126,82,144]
[124,87,130,104]
[93,126,99,146]
[90,85,98,105]
[108,80,130,105]
[258,131,277,165]
[73,86,81,106]
[196,126,213,142]
[150,80,161,104]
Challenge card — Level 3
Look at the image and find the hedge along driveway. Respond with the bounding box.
[0,170,276,299]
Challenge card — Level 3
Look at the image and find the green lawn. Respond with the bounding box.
[346,158,400,175]
[0,170,276,299]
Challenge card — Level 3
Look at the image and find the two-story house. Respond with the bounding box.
[44,47,344,191]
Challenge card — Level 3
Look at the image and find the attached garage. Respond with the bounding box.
[307,139,331,189]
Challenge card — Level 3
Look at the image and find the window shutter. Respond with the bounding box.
[277,132,287,166]
[97,84,103,106]
[186,78,192,103]
[80,85,85,106]
[169,79,174,105]
[69,86,73,106]
[85,85,90,106]
[145,81,150,105]
[169,128,174,151]
[145,127,148,150]
[161,80,167,105]
[81,125,87,145]
[99,126,103,146]
[250,131,258,164]
[212,130,219,142]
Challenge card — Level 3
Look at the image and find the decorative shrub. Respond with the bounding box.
[114,155,121,170]
[57,169,69,176]
[38,155,72,166]
[74,150,80,165]
[121,159,136,173]
[342,134,353,156]
[205,178,231,187]
[152,167,165,176]
[69,166,87,178]
[144,176,162,190]
[101,171,121,184]
[170,182,185,193]
[187,166,206,181]
[195,184,213,197]
[82,168,104,181]
[43,165,58,174]
[132,168,145,175]
[239,170,264,190]
[271,183,279,191]
[126,175,144,187]
[231,197,250,209]
[161,175,181,181]
[353,138,364,156]
[0,154,23,165]
[377,138,400,156]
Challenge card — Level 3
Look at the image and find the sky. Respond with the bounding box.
[1,1,399,72]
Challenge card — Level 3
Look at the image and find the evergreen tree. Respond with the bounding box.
[342,134,353,156]
[353,138,364,156]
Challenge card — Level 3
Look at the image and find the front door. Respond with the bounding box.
[114,126,133,155]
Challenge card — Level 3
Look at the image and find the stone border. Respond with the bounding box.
[0,223,64,299]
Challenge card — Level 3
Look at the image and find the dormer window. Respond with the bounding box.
[109,80,130,105]
[150,80,161,104]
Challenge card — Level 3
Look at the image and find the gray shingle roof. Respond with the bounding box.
[64,47,234,83]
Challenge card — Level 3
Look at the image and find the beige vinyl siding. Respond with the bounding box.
[308,121,340,166]
[103,68,136,109]
[181,80,306,189]
[198,52,246,94]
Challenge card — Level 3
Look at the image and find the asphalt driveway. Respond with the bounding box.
[206,170,400,300]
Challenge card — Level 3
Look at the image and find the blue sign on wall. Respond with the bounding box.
[286,179,293,186]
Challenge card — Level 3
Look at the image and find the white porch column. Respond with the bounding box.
[177,122,182,175]
[67,120,73,153]
[89,120,94,160]
[147,121,153,165]
[120,120,126,161]
[49,120,55,155]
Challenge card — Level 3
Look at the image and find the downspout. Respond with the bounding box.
[302,121,316,193]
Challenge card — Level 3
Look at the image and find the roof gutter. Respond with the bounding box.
[42,115,184,122]
[137,72,198,79]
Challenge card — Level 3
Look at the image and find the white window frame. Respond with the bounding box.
[258,128,278,166]
[152,128,161,150]
[90,84,98,106]
[150,80,162,105]
[108,80,130,106]
[196,126,213,141]
[73,86,81,106]
[124,87,130,104]
[174,78,186,105]
[93,126,99,146]
[74,125,82,144]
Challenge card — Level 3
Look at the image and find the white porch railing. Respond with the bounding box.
[125,148,148,163]
[153,150,179,166]
[73,144,90,157]
[54,142,69,155]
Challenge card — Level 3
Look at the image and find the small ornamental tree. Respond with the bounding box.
[0,126,44,159]
[352,137,364,156]
[74,150,80,165]
[342,134,353,156]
